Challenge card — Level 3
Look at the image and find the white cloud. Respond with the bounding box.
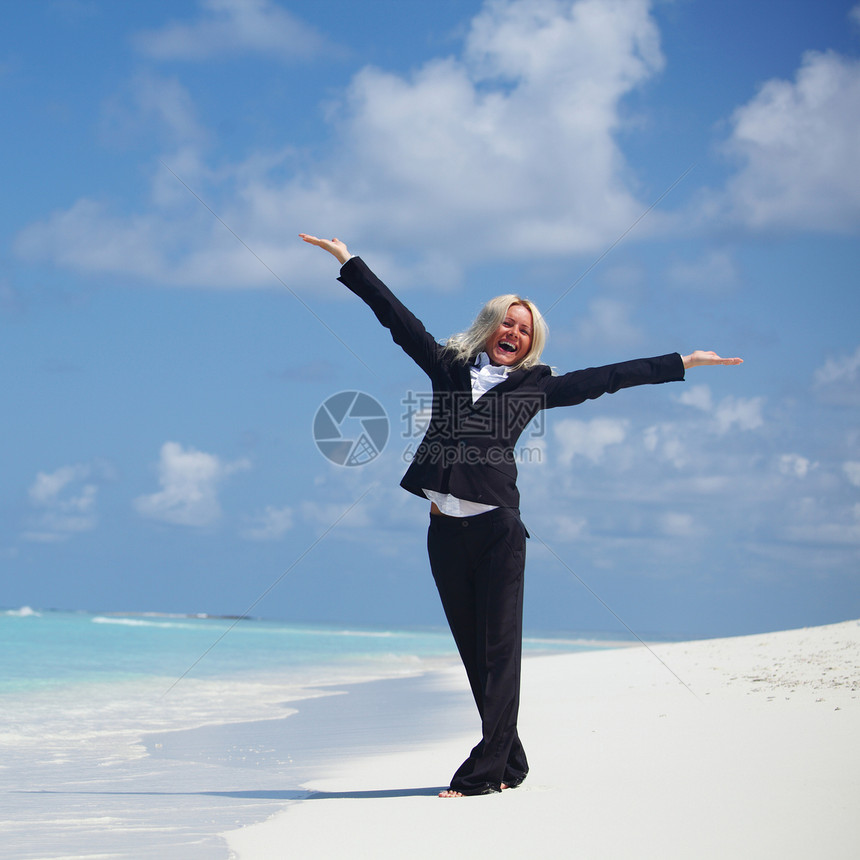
[133,0,328,62]
[554,416,628,465]
[720,48,860,232]
[778,453,814,478]
[101,73,209,154]
[676,384,713,412]
[714,395,764,434]
[28,465,86,506]
[815,344,860,386]
[16,0,667,288]
[241,505,294,540]
[337,0,664,259]
[785,501,860,545]
[814,345,860,405]
[550,513,588,541]
[24,464,98,542]
[677,384,763,434]
[660,511,702,538]
[843,461,860,487]
[642,423,688,468]
[17,198,173,283]
[134,442,250,527]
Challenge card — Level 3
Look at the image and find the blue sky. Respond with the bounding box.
[2,0,859,638]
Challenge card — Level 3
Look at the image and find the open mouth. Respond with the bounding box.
[498,341,517,354]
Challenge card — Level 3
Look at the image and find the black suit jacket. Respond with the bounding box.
[338,256,685,509]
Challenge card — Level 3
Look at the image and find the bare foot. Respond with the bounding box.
[438,789,465,798]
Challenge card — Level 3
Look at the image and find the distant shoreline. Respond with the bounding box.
[2,604,710,646]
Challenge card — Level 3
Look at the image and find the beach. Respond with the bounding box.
[225,619,860,860]
[2,617,858,859]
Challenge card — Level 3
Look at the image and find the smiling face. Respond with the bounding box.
[485,303,534,367]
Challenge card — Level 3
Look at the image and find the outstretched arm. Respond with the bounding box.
[681,350,743,369]
[299,233,352,265]
[300,233,443,376]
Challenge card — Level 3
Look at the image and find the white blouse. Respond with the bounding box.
[423,353,510,517]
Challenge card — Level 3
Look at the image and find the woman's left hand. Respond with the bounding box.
[682,351,743,369]
[299,233,352,264]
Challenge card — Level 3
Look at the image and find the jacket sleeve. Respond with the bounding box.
[337,257,442,377]
[540,353,685,408]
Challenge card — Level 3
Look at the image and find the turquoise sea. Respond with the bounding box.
[0,605,607,694]
[1,606,467,694]
[0,607,610,859]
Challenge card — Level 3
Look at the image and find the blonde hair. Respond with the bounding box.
[444,294,548,370]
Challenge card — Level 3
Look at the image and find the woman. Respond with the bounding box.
[300,233,741,797]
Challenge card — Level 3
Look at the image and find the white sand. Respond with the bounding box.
[224,620,860,860]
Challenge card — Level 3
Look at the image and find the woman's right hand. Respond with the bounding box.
[299,233,352,265]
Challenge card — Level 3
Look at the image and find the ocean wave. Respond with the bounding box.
[91,616,200,630]
[4,606,41,617]
[302,627,395,638]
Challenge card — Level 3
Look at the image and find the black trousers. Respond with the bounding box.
[427,506,529,794]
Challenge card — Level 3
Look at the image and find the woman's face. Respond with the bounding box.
[485,303,533,366]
